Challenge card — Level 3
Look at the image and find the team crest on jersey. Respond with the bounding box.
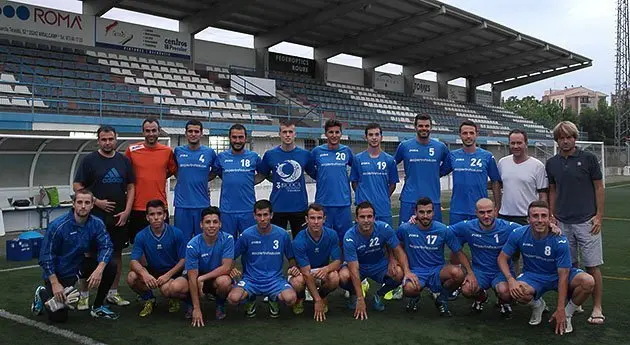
[314,247,320,253]
[129,144,145,152]
[157,244,162,250]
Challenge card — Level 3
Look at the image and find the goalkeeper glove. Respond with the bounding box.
[45,286,80,312]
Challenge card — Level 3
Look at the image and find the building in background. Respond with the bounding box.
[543,87,608,114]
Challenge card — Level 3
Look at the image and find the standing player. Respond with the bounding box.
[31,189,119,322]
[126,200,189,317]
[288,203,341,320]
[212,124,264,239]
[186,207,234,326]
[311,119,353,242]
[338,201,418,319]
[227,200,297,318]
[73,125,134,308]
[350,123,399,226]
[497,200,595,335]
[174,119,216,240]
[398,197,474,316]
[259,120,314,238]
[394,114,450,224]
[126,118,176,242]
[546,121,605,325]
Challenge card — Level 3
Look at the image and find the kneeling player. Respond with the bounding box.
[289,203,341,321]
[497,200,595,335]
[227,200,297,318]
[339,201,418,320]
[186,206,234,327]
[398,197,475,316]
[126,200,188,317]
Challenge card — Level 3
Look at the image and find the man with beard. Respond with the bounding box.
[351,123,399,227]
[394,114,450,225]
[211,124,264,239]
[126,118,177,243]
[73,125,135,308]
[173,119,216,240]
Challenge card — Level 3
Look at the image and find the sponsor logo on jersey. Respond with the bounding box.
[409,149,419,152]
[129,144,145,152]
[251,240,262,245]
[276,160,302,184]
[102,168,124,184]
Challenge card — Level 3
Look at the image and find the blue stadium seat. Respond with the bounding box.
[62,79,75,87]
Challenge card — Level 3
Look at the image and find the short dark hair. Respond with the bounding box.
[72,188,93,201]
[508,128,528,142]
[185,119,203,132]
[355,201,374,216]
[142,117,160,130]
[414,114,432,127]
[415,197,433,210]
[324,119,342,132]
[527,200,549,216]
[201,206,221,219]
[229,123,247,137]
[364,123,382,136]
[306,203,325,215]
[279,119,296,129]
[459,120,478,133]
[254,199,272,213]
[145,199,166,213]
[97,125,116,138]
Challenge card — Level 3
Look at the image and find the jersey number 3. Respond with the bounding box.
[273,240,279,250]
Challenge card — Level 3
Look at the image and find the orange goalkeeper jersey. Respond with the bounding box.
[125,142,176,211]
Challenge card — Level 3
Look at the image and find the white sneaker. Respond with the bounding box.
[565,316,573,334]
[528,298,547,326]
[305,288,313,302]
[575,305,584,313]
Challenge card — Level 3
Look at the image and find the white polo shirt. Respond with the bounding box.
[498,155,548,217]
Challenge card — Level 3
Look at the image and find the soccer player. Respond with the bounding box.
[443,120,501,225]
[497,200,595,335]
[186,206,234,326]
[288,203,341,321]
[311,119,353,242]
[259,120,314,238]
[125,118,176,242]
[394,114,449,224]
[546,121,605,325]
[350,123,399,226]
[174,119,217,240]
[227,199,297,318]
[212,124,264,239]
[126,200,188,317]
[498,129,548,225]
[398,197,474,317]
[31,189,119,322]
[449,198,521,317]
[73,125,134,308]
[338,201,418,320]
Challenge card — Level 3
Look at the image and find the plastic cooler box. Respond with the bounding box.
[6,239,32,261]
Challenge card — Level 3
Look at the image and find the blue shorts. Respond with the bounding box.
[474,268,512,291]
[449,213,476,225]
[323,206,353,242]
[376,215,394,227]
[175,207,205,241]
[517,268,584,300]
[399,202,442,226]
[359,266,389,284]
[221,212,255,239]
[236,277,293,299]
[412,265,443,293]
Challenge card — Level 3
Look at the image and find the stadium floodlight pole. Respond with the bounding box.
[615,0,630,146]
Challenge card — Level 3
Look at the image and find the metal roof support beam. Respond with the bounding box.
[475,56,573,85]
[314,6,446,60]
[179,0,261,35]
[451,45,549,77]
[492,62,592,91]
[82,0,119,16]
[254,0,373,49]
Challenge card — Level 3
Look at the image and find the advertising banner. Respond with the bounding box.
[269,52,315,77]
[413,79,439,97]
[374,72,404,93]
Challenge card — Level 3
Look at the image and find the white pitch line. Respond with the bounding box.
[0,252,131,273]
[0,309,107,345]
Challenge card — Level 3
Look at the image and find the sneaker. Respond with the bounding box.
[471,290,489,313]
[268,301,280,318]
[106,293,130,306]
[305,288,313,302]
[292,299,304,315]
[448,288,460,301]
[575,305,584,313]
[215,304,226,320]
[430,292,440,301]
[384,285,403,300]
[565,316,573,334]
[361,279,370,297]
[347,295,357,310]
[528,298,547,326]
[90,305,120,320]
[77,295,89,311]
[500,303,513,320]
[435,299,452,317]
[323,298,329,314]
[344,290,350,299]
[245,301,257,318]
[139,299,155,317]
[168,299,180,313]
[31,286,45,316]
[372,294,385,312]
[405,297,420,312]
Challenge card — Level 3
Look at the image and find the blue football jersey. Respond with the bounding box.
[185,232,234,274]
[311,144,353,207]
[449,219,521,273]
[350,151,399,218]
[394,138,449,204]
[343,221,399,273]
[292,227,341,269]
[213,150,262,213]
[174,145,216,208]
[397,221,461,270]
[445,148,501,215]
[259,146,315,213]
[235,225,294,282]
[131,225,186,273]
[502,226,572,275]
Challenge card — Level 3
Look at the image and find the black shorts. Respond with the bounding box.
[95,213,128,253]
[272,211,307,239]
[128,210,170,243]
[499,214,529,226]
